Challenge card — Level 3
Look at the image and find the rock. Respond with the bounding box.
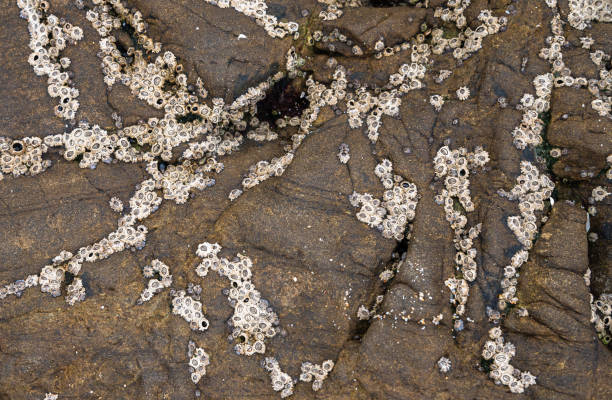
[0,1,610,399]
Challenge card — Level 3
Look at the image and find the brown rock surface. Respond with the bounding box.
[0,1,610,400]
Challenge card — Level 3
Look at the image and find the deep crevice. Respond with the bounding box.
[255,77,310,125]
[349,233,410,341]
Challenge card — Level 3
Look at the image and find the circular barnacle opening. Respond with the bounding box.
[238,334,246,343]
[201,319,208,329]
[11,140,24,154]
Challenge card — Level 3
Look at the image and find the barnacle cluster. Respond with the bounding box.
[539,14,611,120]
[317,1,361,22]
[348,84,401,143]
[314,28,403,59]
[0,274,39,300]
[203,0,299,39]
[499,162,554,250]
[195,242,279,356]
[54,122,116,169]
[138,259,173,303]
[263,357,295,398]
[187,340,211,384]
[146,161,216,204]
[590,293,612,345]
[568,0,612,30]
[497,250,529,310]
[510,77,553,149]
[482,327,537,394]
[433,145,488,323]
[434,0,471,29]
[0,137,51,179]
[65,278,86,306]
[349,159,418,241]
[316,0,364,22]
[432,7,507,61]
[357,294,384,321]
[240,153,294,192]
[17,0,82,120]
[171,288,210,332]
[299,360,335,392]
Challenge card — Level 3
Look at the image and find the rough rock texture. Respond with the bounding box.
[0,1,610,400]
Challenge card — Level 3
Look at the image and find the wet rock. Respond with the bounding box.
[0,0,610,399]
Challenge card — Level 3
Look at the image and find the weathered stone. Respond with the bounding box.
[0,1,610,399]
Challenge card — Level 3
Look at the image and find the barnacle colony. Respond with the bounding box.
[1,0,610,398]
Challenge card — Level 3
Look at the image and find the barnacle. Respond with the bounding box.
[456,86,470,101]
[17,0,82,120]
[300,360,334,392]
[350,159,418,241]
[437,356,451,373]
[138,259,172,304]
[194,243,279,356]
[434,145,488,321]
[263,357,294,398]
[187,340,210,384]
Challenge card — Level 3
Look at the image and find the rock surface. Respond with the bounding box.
[0,1,610,400]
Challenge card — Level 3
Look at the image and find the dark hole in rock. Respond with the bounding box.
[64,271,75,286]
[176,113,202,124]
[351,320,371,341]
[480,357,494,373]
[158,161,168,173]
[120,21,140,51]
[255,77,310,125]
[162,80,175,92]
